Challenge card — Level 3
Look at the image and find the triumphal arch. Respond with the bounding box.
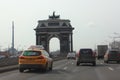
[34,12,74,54]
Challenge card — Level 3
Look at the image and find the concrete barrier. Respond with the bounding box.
[0,57,18,67]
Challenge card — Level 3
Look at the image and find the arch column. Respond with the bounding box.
[69,33,73,52]
[71,33,73,52]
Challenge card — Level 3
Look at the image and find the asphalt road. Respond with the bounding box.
[0,59,120,80]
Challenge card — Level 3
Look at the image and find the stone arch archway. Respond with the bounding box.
[48,34,60,52]
[34,12,74,54]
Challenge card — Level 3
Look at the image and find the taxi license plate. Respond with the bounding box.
[28,58,35,60]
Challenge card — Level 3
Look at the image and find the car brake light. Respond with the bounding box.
[92,52,96,57]
[92,53,95,57]
[77,52,80,57]
[38,55,45,59]
[118,53,120,56]
[19,56,25,59]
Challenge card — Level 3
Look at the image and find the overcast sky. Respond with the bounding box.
[0,0,120,51]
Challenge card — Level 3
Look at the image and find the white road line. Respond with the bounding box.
[108,67,114,71]
[95,68,107,80]
[63,67,68,70]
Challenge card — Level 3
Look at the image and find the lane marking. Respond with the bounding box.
[95,68,107,80]
[63,66,68,70]
[108,67,114,71]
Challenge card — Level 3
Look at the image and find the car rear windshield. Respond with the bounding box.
[80,49,93,54]
[23,51,41,56]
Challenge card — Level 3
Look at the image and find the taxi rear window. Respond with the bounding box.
[23,51,41,56]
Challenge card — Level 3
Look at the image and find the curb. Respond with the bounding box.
[0,65,18,73]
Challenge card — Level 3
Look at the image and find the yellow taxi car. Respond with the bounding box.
[19,45,53,72]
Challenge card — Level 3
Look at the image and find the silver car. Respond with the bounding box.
[67,52,76,59]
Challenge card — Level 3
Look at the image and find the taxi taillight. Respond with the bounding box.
[38,55,45,59]
[19,56,25,59]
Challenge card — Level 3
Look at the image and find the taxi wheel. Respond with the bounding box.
[19,68,24,72]
[43,63,48,72]
[49,62,53,70]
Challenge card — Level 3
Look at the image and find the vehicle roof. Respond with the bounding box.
[68,52,75,54]
[80,48,93,50]
[24,49,43,52]
[80,48,92,49]
[28,45,44,49]
[25,45,45,52]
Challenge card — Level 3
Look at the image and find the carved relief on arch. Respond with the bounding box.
[40,23,46,27]
[47,34,60,42]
